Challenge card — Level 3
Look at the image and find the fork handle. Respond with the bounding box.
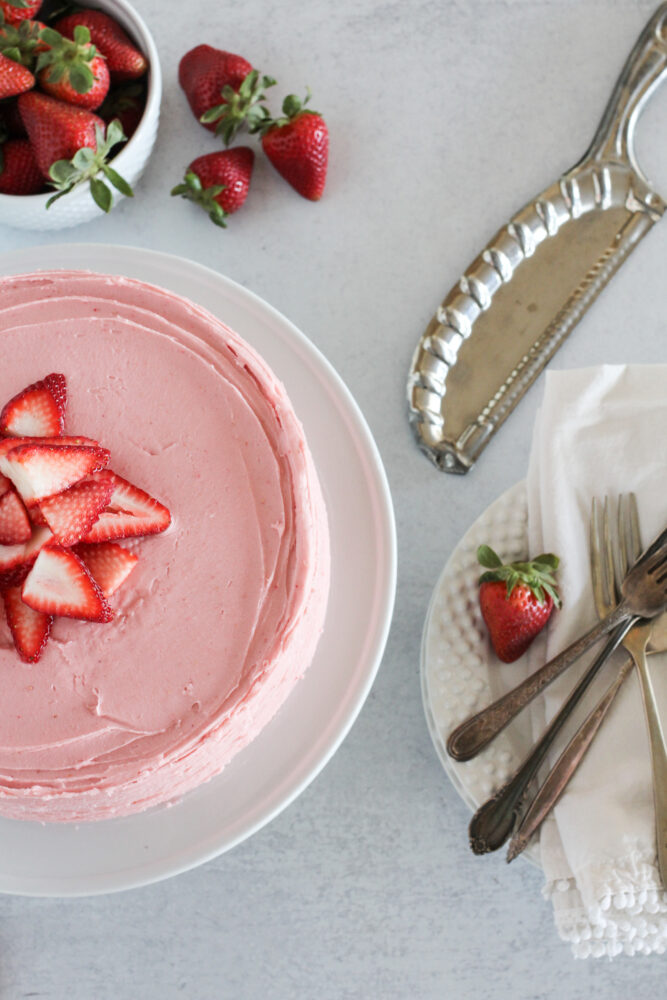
[507,656,634,862]
[447,605,630,762]
[468,620,634,855]
[634,648,667,888]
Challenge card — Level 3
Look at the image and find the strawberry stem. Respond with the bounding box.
[477,545,561,607]
[170,170,229,228]
[46,119,133,212]
[200,69,276,146]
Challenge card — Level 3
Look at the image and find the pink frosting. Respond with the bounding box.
[0,271,330,822]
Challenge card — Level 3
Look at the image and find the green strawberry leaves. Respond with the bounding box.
[170,170,229,228]
[36,25,100,95]
[47,119,134,212]
[200,69,276,146]
[477,545,561,607]
[0,13,44,67]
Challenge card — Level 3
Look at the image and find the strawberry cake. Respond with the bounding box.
[0,270,330,822]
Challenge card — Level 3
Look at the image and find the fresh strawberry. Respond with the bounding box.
[75,541,137,596]
[22,543,113,622]
[82,470,170,542]
[0,1,42,28]
[97,80,144,139]
[36,25,110,110]
[0,136,43,193]
[0,49,33,98]
[0,443,110,504]
[178,46,262,137]
[39,475,114,546]
[171,148,254,227]
[0,486,31,544]
[54,10,147,82]
[17,91,131,210]
[198,67,276,145]
[477,546,561,663]
[18,90,102,175]
[0,373,66,436]
[0,523,52,588]
[259,93,328,201]
[2,584,51,662]
[0,473,11,496]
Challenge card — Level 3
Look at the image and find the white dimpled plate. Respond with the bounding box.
[421,480,541,867]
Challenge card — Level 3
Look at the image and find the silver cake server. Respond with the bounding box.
[407,4,667,474]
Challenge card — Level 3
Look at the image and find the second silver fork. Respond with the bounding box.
[509,496,667,885]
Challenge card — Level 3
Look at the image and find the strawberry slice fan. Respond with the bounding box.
[0,372,171,663]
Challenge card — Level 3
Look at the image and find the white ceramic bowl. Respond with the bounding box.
[0,0,161,231]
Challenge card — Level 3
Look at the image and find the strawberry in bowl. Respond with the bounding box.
[0,0,160,230]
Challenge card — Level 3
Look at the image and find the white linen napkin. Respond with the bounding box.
[525,365,667,958]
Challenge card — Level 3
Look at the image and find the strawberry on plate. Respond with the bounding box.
[0,485,31,544]
[0,136,43,193]
[477,545,561,663]
[22,543,113,622]
[82,469,170,542]
[54,9,147,82]
[171,147,254,227]
[0,1,42,28]
[0,49,33,98]
[258,92,328,201]
[75,541,137,597]
[0,442,110,504]
[0,372,66,436]
[36,25,110,110]
[39,474,114,546]
[2,583,51,662]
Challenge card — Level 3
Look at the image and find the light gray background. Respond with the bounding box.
[1,0,667,996]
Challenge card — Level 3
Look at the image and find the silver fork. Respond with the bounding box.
[614,496,667,887]
[507,497,667,867]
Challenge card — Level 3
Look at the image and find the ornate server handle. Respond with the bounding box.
[585,2,667,175]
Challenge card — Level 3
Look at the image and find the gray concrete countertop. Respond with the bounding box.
[1,0,666,995]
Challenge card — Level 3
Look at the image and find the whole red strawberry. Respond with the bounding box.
[259,92,328,201]
[36,25,110,110]
[477,545,561,663]
[171,147,254,227]
[178,45,253,132]
[0,49,33,98]
[0,1,42,28]
[54,10,147,82]
[0,136,43,193]
[18,90,103,176]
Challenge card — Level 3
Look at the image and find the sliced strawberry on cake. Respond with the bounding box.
[0,524,54,589]
[75,541,138,596]
[0,373,66,437]
[21,544,113,622]
[0,485,31,544]
[39,475,114,546]
[82,470,171,541]
[2,585,52,664]
[0,442,110,504]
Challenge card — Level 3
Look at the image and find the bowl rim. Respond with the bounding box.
[0,0,162,208]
